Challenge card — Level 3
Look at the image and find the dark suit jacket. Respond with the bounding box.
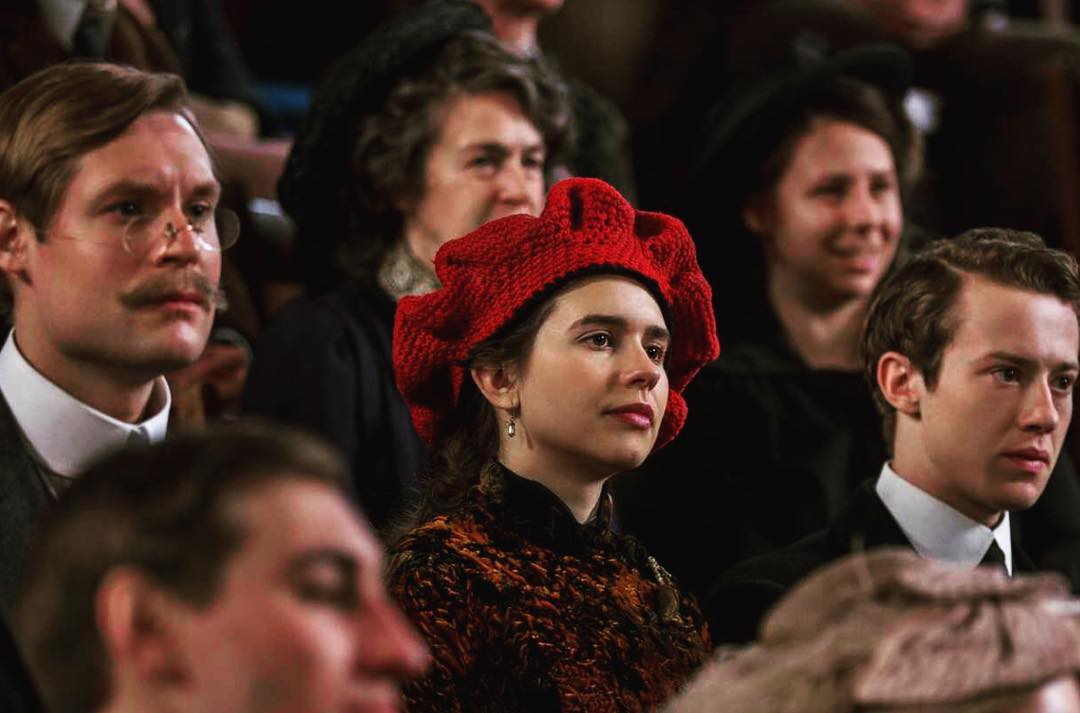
[244,279,427,535]
[0,388,49,623]
[706,479,1038,645]
[0,388,48,713]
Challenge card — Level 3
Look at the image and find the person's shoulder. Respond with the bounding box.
[254,281,393,357]
[387,509,516,622]
[0,387,37,490]
[0,617,41,713]
[713,528,835,597]
[389,511,492,578]
[705,528,834,644]
[256,293,347,346]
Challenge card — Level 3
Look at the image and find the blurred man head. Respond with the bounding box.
[16,422,428,713]
[863,228,1080,526]
[0,62,229,424]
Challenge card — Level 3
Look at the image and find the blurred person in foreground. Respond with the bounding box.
[388,177,718,710]
[244,0,570,535]
[16,422,428,713]
[710,228,1080,642]
[666,549,1080,713]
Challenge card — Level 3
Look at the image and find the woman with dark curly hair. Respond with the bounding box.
[388,177,719,711]
[244,1,571,533]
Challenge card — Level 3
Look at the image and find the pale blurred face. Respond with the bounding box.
[180,479,428,713]
[852,0,969,48]
[402,91,545,266]
[473,0,565,15]
[897,277,1079,525]
[749,118,902,309]
[9,111,222,385]
[509,276,670,479]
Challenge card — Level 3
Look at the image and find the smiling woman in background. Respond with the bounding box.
[619,36,1080,609]
[387,177,718,711]
[617,39,921,600]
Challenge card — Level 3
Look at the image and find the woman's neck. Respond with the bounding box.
[499,453,607,524]
[768,275,868,370]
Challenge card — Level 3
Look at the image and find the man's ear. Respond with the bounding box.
[470,362,520,412]
[0,200,30,277]
[96,567,191,686]
[877,351,924,417]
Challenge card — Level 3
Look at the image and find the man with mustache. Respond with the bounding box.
[708,228,1080,644]
[244,0,570,534]
[0,62,229,709]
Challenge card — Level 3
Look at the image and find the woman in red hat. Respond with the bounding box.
[389,176,719,711]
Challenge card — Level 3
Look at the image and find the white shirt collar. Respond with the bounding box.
[876,462,1013,574]
[0,331,169,477]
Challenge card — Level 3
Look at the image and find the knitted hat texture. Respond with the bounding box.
[394,177,719,448]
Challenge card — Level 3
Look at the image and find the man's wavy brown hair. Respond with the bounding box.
[861,227,1080,446]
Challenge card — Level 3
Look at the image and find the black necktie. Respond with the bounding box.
[980,539,1009,576]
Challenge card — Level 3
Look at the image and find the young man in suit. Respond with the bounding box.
[709,227,1080,643]
[16,423,429,713]
[0,62,229,710]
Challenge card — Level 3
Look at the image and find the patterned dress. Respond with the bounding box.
[389,464,710,712]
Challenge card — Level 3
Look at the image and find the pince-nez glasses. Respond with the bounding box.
[36,207,241,257]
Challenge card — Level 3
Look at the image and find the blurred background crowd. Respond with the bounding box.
[8,0,1080,710]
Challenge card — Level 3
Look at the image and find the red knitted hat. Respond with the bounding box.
[393,177,719,449]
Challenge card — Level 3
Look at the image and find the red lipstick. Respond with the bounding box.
[606,403,654,429]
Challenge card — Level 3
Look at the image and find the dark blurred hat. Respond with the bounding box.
[692,32,911,182]
[277,0,491,248]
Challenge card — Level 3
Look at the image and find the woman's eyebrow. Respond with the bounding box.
[568,314,670,341]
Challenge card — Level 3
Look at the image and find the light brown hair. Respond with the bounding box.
[0,61,201,319]
[861,227,1080,446]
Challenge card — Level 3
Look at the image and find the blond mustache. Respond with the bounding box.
[119,273,228,311]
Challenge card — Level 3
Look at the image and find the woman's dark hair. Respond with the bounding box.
[338,30,571,280]
[689,76,919,343]
[391,270,673,540]
[391,296,558,539]
[741,76,919,215]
